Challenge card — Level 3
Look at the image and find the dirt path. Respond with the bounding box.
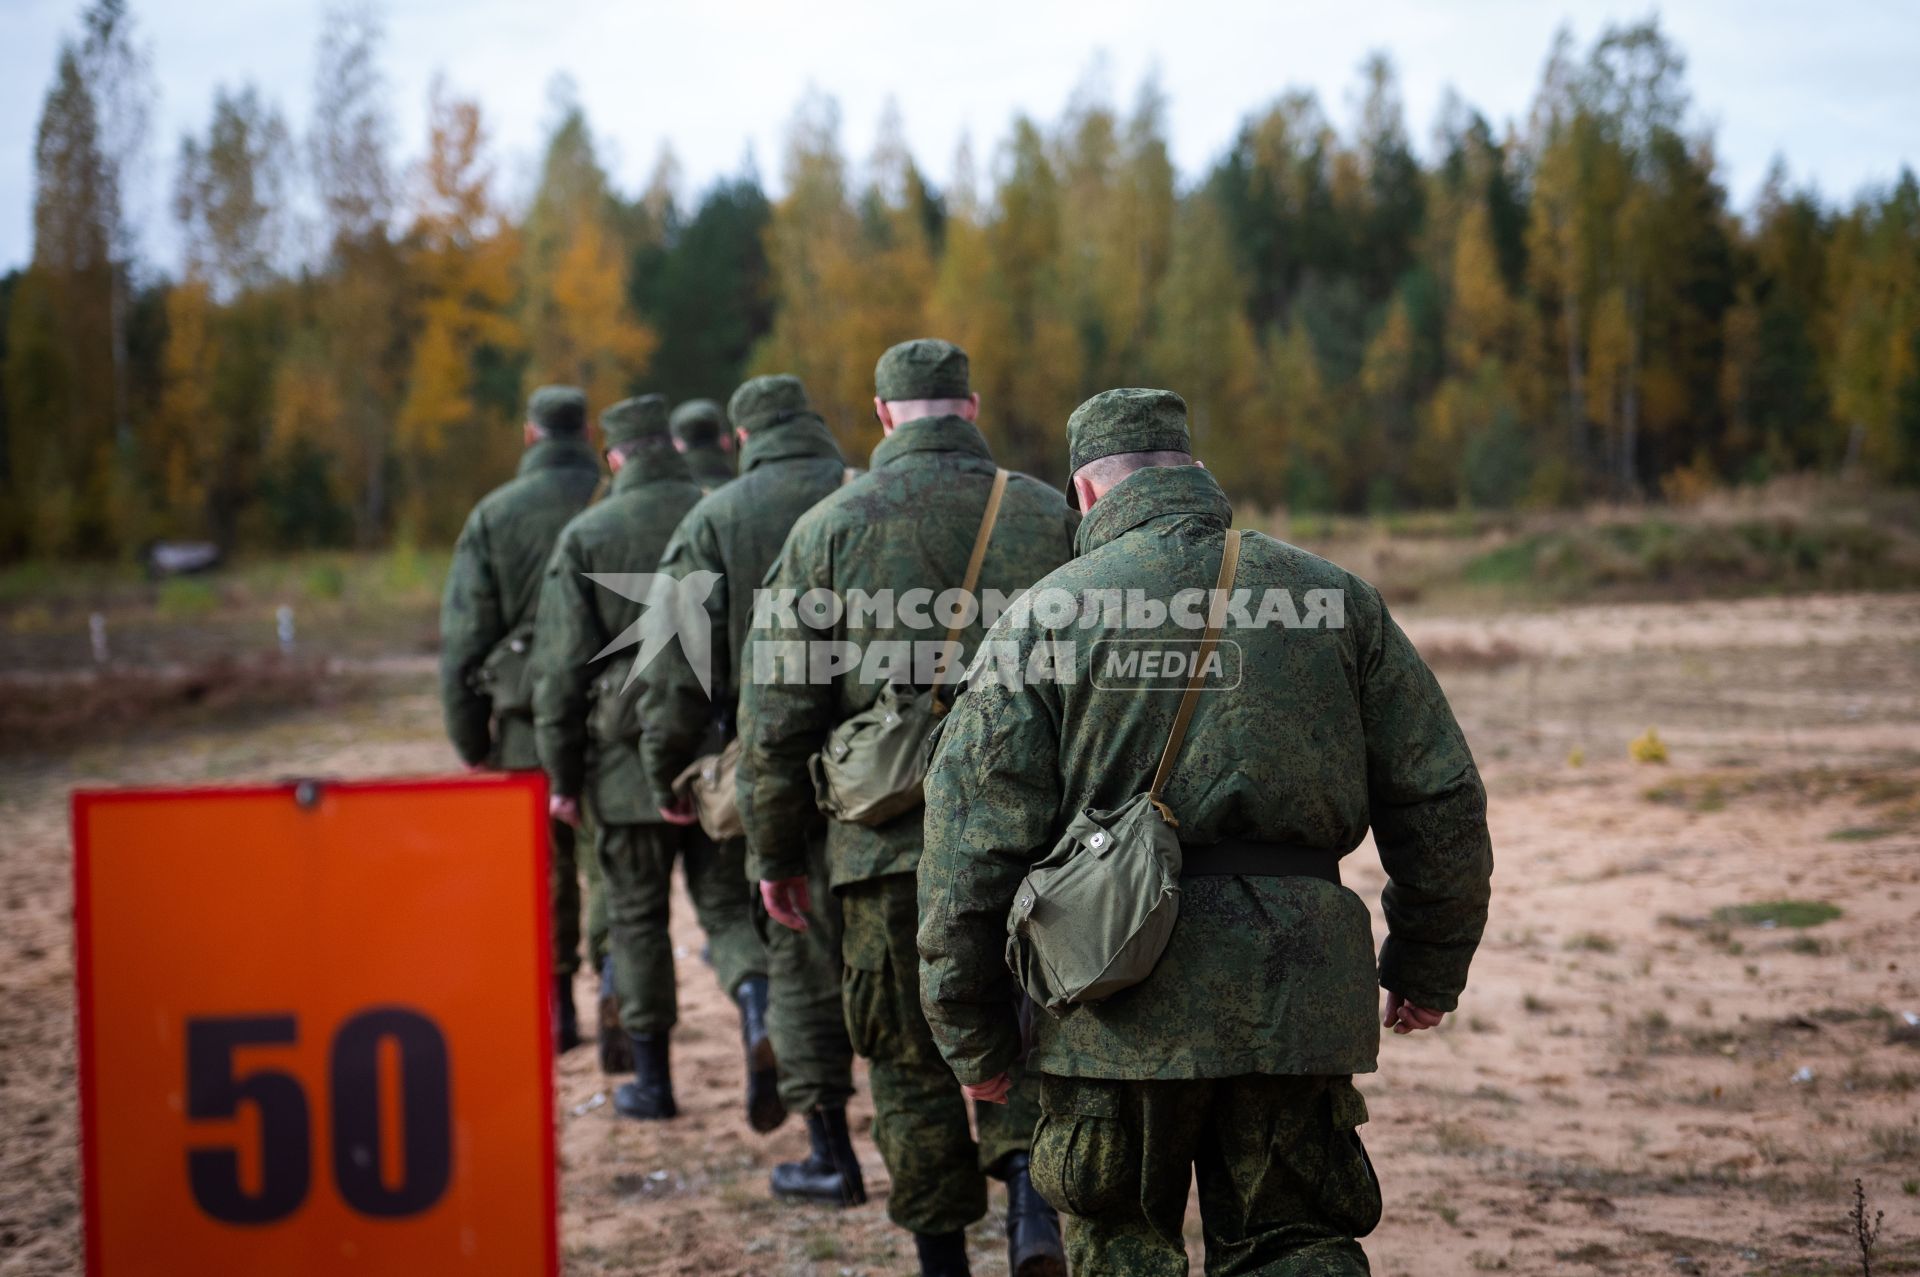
[3,593,1918,1276]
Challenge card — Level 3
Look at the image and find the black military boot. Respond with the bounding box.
[999,1152,1066,1277]
[736,975,786,1133]
[613,1032,677,1120]
[769,1107,867,1205]
[912,1230,971,1277]
[595,959,631,1074]
[553,973,581,1054]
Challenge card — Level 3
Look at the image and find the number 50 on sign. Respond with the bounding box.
[73,775,557,1276]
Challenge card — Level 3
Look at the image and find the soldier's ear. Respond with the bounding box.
[1069,471,1098,512]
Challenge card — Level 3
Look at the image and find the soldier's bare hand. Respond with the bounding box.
[658,797,698,826]
[760,877,812,932]
[1383,992,1445,1035]
[963,1073,1013,1105]
[549,795,581,828]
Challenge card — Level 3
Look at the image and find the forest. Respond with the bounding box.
[4,0,1918,559]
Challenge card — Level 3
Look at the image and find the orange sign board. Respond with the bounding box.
[73,774,557,1277]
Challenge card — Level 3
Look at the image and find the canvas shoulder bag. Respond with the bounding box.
[1005,528,1243,1015]
[473,618,538,716]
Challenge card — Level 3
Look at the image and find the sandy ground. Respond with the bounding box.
[3,592,1919,1276]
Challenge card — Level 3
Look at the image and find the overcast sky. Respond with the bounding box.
[3,0,1916,273]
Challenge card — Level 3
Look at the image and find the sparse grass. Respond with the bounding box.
[155,577,220,618]
[1643,765,1920,818]
[1840,1064,1917,1096]
[802,1232,842,1262]
[1565,931,1618,954]
[1869,1125,1920,1162]
[1455,509,1920,602]
[1829,824,1902,841]
[1810,1006,1892,1024]
[303,561,347,600]
[1553,1241,1617,1266]
[1714,900,1843,929]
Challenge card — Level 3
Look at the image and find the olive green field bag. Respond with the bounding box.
[588,659,641,744]
[809,468,1009,827]
[673,736,744,840]
[473,619,537,715]
[1005,529,1243,1015]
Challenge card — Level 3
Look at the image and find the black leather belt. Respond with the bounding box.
[1180,839,1341,886]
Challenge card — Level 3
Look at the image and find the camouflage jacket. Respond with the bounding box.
[739,415,1077,888]
[682,443,738,492]
[531,449,704,825]
[917,464,1493,1083]
[636,415,849,807]
[439,437,602,770]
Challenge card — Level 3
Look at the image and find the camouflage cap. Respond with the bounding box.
[601,394,671,449]
[875,338,970,402]
[669,398,727,447]
[727,374,815,435]
[528,385,588,436]
[1066,388,1191,477]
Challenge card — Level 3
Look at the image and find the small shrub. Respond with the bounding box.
[1431,1119,1488,1155]
[1565,932,1618,954]
[1630,727,1670,764]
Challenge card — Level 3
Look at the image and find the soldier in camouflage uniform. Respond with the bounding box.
[439,385,604,1053]
[918,388,1495,1276]
[638,375,867,1203]
[740,341,1073,1277]
[670,398,738,491]
[530,395,779,1128]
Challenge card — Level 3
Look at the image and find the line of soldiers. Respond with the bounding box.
[439,339,1494,1277]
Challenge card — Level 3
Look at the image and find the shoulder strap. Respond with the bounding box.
[1148,529,1243,827]
[932,467,1010,712]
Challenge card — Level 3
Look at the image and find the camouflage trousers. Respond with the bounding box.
[548,804,606,976]
[758,834,855,1113]
[598,823,767,1035]
[840,873,1039,1236]
[1031,1072,1379,1276]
